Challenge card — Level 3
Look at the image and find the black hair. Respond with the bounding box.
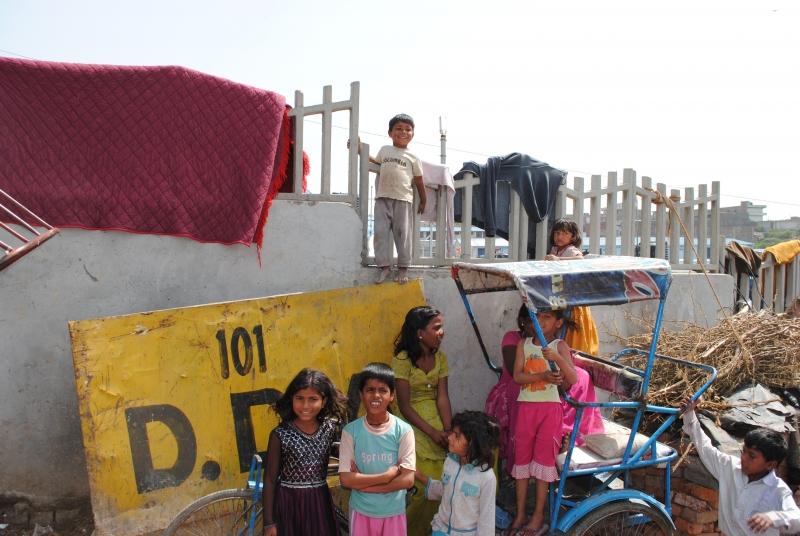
[388,113,415,132]
[452,411,500,471]
[394,305,442,368]
[550,218,582,249]
[744,427,787,463]
[520,305,577,337]
[272,368,348,425]
[516,304,530,331]
[358,362,396,393]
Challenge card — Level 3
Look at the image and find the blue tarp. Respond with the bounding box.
[452,256,671,312]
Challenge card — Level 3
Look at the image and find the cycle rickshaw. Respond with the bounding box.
[451,256,717,535]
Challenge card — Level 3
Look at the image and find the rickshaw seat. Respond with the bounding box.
[557,418,672,472]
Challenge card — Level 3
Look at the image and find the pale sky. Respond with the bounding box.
[2,0,799,219]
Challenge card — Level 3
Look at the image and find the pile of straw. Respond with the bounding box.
[613,310,800,412]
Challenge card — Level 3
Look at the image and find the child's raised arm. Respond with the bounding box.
[680,399,727,480]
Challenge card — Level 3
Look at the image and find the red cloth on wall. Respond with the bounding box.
[0,57,291,248]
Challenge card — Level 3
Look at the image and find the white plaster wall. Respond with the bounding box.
[0,200,370,501]
[0,199,734,503]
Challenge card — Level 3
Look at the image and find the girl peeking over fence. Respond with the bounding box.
[544,218,599,356]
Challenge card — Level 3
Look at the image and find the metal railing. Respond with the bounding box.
[0,188,59,272]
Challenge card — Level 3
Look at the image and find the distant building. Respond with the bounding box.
[719,201,766,243]
[763,216,800,232]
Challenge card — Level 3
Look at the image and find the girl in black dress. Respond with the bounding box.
[262,368,347,536]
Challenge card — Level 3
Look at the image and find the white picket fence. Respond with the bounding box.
[282,81,727,273]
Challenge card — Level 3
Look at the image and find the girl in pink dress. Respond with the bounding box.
[484,305,533,475]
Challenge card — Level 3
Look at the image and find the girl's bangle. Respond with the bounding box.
[264,522,276,529]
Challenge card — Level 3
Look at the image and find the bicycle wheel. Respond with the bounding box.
[162,488,262,536]
[569,500,674,536]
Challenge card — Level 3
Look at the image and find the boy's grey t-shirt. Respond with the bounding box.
[338,414,416,518]
[375,145,422,203]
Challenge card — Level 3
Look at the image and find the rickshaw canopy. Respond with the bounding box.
[452,256,672,312]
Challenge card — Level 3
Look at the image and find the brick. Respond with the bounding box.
[8,502,30,525]
[672,504,683,517]
[674,517,705,535]
[681,508,718,524]
[671,477,688,493]
[29,509,54,525]
[687,483,719,507]
[645,475,663,493]
[54,508,81,526]
[702,522,717,532]
[683,457,720,489]
[672,491,711,511]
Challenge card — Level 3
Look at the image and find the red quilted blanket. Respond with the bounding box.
[0,57,290,248]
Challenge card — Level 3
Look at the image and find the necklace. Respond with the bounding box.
[365,414,390,428]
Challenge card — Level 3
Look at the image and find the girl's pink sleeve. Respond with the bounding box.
[501,330,522,348]
[561,245,583,258]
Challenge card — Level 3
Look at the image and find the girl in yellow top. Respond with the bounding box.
[392,305,453,536]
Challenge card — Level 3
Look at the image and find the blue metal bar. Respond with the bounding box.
[641,297,667,394]
[551,405,584,526]
[453,276,502,374]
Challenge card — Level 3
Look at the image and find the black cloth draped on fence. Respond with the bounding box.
[453,153,566,257]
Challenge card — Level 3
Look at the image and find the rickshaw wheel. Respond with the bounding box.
[162,489,262,536]
[568,500,674,535]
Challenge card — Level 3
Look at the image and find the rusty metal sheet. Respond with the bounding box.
[68,281,425,536]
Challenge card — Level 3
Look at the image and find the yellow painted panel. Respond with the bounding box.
[69,281,425,536]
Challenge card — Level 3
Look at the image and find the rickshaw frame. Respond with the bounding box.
[451,256,717,535]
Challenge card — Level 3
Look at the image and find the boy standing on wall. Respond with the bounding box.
[682,397,800,535]
[369,114,426,284]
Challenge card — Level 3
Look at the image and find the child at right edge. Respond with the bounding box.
[369,113,426,285]
[682,397,800,535]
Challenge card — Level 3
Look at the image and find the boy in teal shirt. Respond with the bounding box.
[339,363,416,535]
